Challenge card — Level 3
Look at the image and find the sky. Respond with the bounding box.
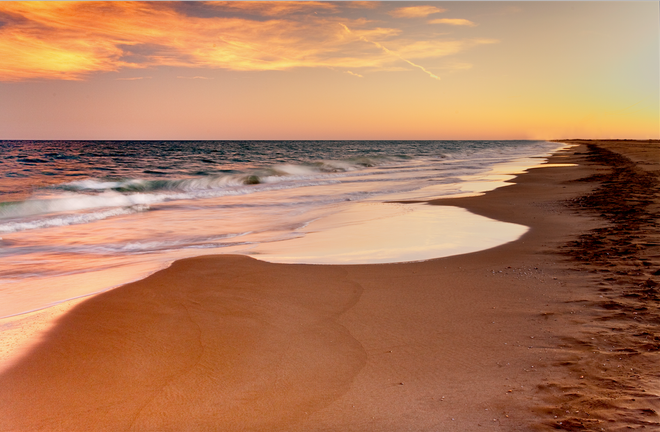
[0,1,658,140]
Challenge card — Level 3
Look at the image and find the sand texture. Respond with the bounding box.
[529,140,660,430]
[0,141,658,431]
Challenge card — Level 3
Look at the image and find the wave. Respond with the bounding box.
[0,142,561,232]
[84,232,251,254]
[0,157,396,223]
[428,142,556,163]
[0,191,163,219]
[0,178,341,225]
[32,144,554,197]
[58,156,400,193]
[0,205,149,233]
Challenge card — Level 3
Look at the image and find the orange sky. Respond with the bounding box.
[0,1,657,140]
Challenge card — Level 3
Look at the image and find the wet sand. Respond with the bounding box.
[0,140,658,431]
[530,140,660,430]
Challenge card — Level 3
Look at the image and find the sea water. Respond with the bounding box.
[0,140,565,317]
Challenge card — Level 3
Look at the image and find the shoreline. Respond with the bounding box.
[0,140,564,320]
[0,141,658,430]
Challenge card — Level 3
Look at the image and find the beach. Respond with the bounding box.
[0,140,658,431]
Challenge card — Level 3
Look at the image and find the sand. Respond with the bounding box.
[0,140,658,431]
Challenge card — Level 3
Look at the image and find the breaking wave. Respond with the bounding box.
[0,205,150,233]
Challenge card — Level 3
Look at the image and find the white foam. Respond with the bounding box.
[64,179,124,190]
[0,205,150,233]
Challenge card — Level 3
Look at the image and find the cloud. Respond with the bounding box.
[167,1,338,19]
[388,6,445,18]
[0,2,492,82]
[429,18,477,27]
[340,23,440,81]
[345,2,380,9]
[387,38,497,59]
[345,70,363,78]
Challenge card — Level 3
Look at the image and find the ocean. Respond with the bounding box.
[0,140,566,317]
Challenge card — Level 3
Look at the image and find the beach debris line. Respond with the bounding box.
[537,141,660,430]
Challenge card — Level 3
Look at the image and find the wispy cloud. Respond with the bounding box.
[388,6,445,18]
[0,2,491,82]
[345,70,363,78]
[429,18,477,27]
[167,1,339,18]
[345,1,380,9]
[340,23,440,81]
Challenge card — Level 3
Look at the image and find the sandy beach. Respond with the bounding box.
[0,140,658,431]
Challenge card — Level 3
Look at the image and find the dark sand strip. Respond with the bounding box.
[528,140,660,431]
[0,142,658,431]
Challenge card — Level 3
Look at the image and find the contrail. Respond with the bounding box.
[340,23,440,81]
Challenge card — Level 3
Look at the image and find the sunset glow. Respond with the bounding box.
[0,1,657,140]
